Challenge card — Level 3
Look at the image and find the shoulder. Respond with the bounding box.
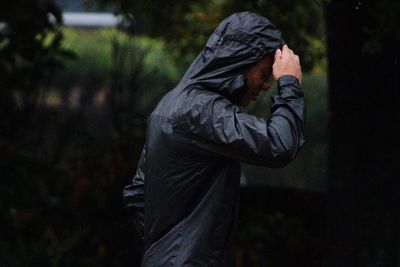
[181,86,238,115]
[171,86,242,133]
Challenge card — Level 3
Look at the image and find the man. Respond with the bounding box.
[123,11,305,267]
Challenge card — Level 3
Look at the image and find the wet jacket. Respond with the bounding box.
[123,11,305,267]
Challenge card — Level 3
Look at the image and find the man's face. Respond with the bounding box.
[240,54,274,106]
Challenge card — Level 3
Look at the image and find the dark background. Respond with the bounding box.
[1,0,399,266]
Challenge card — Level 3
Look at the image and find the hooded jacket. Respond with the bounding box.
[123,11,305,267]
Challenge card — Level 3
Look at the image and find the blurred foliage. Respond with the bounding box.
[236,188,326,267]
[52,28,180,112]
[96,0,327,72]
[0,0,74,116]
[0,108,144,266]
[0,23,180,264]
[362,0,400,54]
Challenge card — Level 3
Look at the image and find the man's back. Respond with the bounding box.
[142,87,241,266]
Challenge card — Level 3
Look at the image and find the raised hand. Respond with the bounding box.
[273,45,302,84]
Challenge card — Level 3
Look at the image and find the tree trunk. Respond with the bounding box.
[326,0,400,266]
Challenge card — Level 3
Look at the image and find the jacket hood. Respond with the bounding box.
[179,11,285,104]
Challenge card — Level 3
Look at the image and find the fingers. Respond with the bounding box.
[281,45,289,59]
[295,54,300,63]
[272,44,302,82]
[282,44,294,57]
[275,48,282,61]
[283,45,299,63]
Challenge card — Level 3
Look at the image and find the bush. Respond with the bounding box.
[51,28,181,110]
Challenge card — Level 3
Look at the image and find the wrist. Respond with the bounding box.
[277,75,303,97]
[278,75,300,86]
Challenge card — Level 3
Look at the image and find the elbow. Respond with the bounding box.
[267,136,305,169]
[267,149,293,168]
[266,114,305,168]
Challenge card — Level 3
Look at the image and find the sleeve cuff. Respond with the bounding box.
[277,75,303,98]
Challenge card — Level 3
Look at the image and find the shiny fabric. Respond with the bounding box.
[123,11,305,267]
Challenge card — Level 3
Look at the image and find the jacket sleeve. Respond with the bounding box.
[175,75,305,168]
[122,146,145,238]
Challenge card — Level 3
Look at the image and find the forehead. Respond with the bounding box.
[257,54,274,67]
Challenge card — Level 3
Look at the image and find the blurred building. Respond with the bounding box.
[55,0,118,28]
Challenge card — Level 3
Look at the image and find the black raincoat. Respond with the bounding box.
[123,11,305,267]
